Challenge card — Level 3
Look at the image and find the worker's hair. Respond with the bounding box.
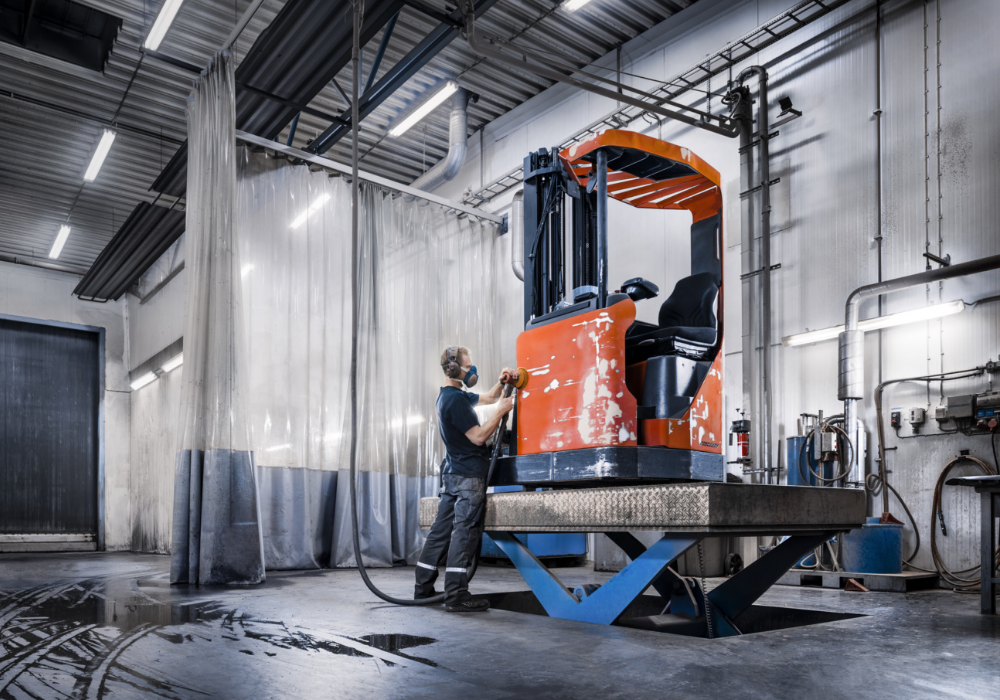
[440,346,470,379]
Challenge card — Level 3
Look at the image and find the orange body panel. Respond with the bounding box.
[516,300,638,455]
[637,352,724,454]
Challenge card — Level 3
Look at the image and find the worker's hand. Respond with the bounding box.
[497,395,515,416]
[499,367,517,384]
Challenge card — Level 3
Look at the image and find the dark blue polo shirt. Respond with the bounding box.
[437,386,490,478]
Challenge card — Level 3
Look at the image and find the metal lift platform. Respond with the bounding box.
[420,483,866,637]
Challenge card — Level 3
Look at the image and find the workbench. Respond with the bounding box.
[946,474,1000,614]
[421,482,866,636]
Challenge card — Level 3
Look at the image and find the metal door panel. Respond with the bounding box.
[1,318,99,535]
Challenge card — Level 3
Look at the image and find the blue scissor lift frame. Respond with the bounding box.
[421,483,865,638]
[490,530,833,637]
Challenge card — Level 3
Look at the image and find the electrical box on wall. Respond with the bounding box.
[932,390,1000,433]
[975,392,1000,418]
[890,410,901,429]
[942,394,974,419]
[974,392,1000,431]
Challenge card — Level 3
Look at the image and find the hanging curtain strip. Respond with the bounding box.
[234,131,504,225]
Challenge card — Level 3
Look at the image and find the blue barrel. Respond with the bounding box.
[840,517,903,574]
[786,436,837,486]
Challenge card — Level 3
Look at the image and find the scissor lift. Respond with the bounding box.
[421,483,865,637]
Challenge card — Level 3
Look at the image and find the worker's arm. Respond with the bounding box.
[465,395,515,446]
[475,367,516,406]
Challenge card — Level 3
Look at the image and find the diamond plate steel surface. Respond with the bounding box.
[419,483,866,533]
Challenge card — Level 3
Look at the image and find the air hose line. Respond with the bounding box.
[348,384,515,606]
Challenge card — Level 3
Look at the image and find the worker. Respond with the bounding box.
[414,345,515,612]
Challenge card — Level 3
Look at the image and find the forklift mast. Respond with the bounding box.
[522,147,599,325]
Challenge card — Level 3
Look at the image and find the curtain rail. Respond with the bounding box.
[235,131,503,225]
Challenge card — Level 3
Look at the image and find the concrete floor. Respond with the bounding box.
[0,553,997,699]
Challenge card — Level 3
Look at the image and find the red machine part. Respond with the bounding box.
[515,300,638,455]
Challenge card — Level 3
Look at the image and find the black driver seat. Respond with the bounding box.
[625,272,719,363]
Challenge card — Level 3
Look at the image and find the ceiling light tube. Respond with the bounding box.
[144,0,186,51]
[389,81,459,138]
[563,0,593,11]
[161,352,184,373]
[130,371,158,391]
[782,300,966,347]
[83,130,116,182]
[49,225,71,259]
[290,192,331,229]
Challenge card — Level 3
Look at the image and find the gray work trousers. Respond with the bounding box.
[414,474,485,604]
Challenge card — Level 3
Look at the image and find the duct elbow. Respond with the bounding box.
[410,88,469,192]
[511,190,524,281]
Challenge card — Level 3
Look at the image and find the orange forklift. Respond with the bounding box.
[495,129,725,486]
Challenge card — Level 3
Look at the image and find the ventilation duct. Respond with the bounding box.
[511,190,524,281]
[410,88,469,191]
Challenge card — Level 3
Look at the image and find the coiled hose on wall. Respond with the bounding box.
[928,454,999,590]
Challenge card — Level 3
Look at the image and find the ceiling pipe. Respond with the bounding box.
[410,88,469,191]
[511,190,524,281]
[839,252,1000,492]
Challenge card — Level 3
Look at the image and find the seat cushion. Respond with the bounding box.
[625,325,717,364]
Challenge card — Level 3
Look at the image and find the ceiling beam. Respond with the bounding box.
[306,0,500,155]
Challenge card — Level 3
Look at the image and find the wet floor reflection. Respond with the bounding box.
[0,577,440,698]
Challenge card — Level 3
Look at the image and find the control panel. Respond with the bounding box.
[932,389,1000,434]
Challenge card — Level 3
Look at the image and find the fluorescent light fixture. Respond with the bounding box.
[83,130,116,182]
[563,0,593,10]
[782,300,966,347]
[144,0,186,51]
[290,193,331,229]
[859,300,965,331]
[130,371,158,391]
[161,352,184,373]
[49,225,71,259]
[389,81,459,137]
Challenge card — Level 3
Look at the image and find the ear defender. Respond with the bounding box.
[441,346,463,379]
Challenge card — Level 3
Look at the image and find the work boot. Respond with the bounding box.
[414,589,442,601]
[445,598,490,613]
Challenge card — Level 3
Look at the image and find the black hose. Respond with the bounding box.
[348,385,513,606]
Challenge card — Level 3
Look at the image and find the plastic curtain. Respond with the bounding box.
[234,148,499,569]
[170,53,265,585]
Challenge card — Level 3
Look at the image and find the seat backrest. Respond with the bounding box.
[657,272,719,330]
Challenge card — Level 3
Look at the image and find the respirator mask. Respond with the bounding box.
[462,365,479,388]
